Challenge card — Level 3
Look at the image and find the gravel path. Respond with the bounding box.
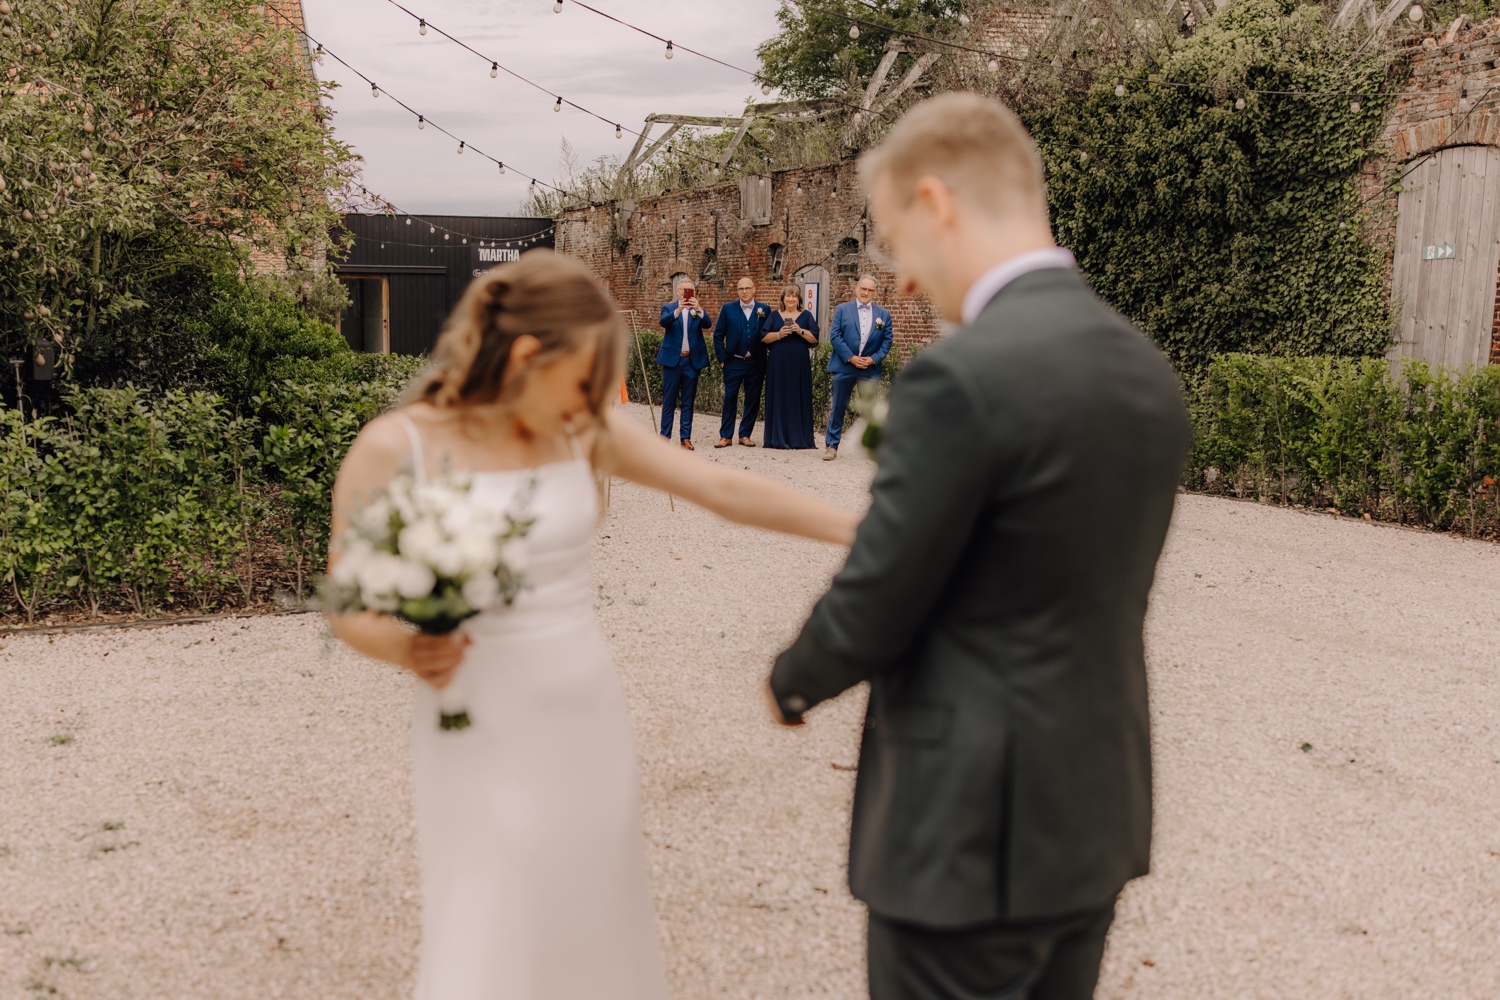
[3,404,1499,998]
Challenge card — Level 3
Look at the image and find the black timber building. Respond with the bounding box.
[334,213,555,356]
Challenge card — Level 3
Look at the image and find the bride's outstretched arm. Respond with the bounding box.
[603,410,860,546]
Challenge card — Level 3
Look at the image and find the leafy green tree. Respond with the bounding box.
[756,0,968,99]
[0,0,357,375]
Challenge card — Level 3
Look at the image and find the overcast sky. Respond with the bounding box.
[301,0,784,217]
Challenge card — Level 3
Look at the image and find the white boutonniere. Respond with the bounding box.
[755,306,765,318]
[690,307,703,319]
[875,317,886,330]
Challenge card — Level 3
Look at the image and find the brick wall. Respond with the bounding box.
[557,161,943,351]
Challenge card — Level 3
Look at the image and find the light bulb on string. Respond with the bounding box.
[371,82,380,98]
[554,96,562,112]
[987,58,999,72]
[444,233,450,240]
[1114,78,1125,97]
[615,124,622,138]
[1079,150,1089,162]
[761,82,771,96]
[430,226,436,233]
[490,62,498,78]
[553,0,563,10]
[418,18,426,35]
[405,217,411,225]
[849,23,859,39]
[1350,98,1362,112]
[457,141,465,154]
[498,162,506,175]
[462,238,467,244]
[664,41,674,59]
[417,115,425,129]
[1408,2,1422,20]
[1235,96,1246,110]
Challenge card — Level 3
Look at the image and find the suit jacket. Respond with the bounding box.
[658,301,711,370]
[713,300,771,365]
[770,267,1190,927]
[827,300,893,375]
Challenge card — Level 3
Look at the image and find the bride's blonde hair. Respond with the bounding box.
[404,249,626,458]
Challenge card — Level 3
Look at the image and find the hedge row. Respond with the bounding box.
[1189,354,1500,536]
[0,357,424,623]
[624,329,909,430]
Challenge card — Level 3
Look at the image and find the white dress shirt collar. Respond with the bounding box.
[960,247,1076,326]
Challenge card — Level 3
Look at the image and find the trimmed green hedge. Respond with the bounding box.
[624,329,910,430]
[1189,354,1500,536]
[0,364,420,623]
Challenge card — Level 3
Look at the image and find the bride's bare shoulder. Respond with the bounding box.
[343,409,416,473]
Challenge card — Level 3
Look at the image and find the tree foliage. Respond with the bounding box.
[1030,0,1397,373]
[0,0,358,373]
[756,0,969,99]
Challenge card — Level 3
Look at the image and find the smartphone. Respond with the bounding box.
[682,287,695,301]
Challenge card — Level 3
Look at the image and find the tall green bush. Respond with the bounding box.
[1190,355,1500,535]
[1033,0,1396,374]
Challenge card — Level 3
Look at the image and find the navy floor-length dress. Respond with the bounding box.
[761,309,818,449]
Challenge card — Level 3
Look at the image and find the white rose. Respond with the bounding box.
[330,539,372,586]
[500,538,528,577]
[395,561,437,599]
[354,497,393,537]
[455,529,499,573]
[461,572,500,611]
[430,543,465,578]
[357,552,403,597]
[398,520,444,565]
[361,586,401,613]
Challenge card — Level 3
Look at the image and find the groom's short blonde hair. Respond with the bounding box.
[859,92,1047,221]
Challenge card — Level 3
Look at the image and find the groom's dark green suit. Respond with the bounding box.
[770,265,1190,999]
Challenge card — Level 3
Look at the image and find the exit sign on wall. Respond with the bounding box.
[1422,244,1457,260]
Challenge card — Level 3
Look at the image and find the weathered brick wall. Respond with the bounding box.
[557,161,942,351]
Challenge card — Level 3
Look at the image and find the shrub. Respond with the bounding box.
[1190,355,1500,535]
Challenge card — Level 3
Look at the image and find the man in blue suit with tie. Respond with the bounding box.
[712,275,771,448]
[823,274,893,460]
[658,276,712,450]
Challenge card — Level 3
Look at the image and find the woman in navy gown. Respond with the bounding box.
[759,284,818,449]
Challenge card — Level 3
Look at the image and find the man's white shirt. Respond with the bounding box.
[857,302,874,353]
[960,247,1076,327]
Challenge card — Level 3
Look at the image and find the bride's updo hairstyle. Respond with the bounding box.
[410,249,626,446]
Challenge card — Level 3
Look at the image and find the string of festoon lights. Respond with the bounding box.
[350,185,557,251]
[379,0,730,174]
[262,6,567,198]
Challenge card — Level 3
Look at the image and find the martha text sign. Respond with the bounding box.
[1422,244,1457,260]
[471,245,521,276]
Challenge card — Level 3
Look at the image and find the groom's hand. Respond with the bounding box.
[765,679,803,727]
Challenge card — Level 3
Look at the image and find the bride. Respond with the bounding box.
[329,250,858,1000]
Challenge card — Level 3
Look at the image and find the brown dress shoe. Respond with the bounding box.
[680,439,695,451]
[738,437,757,447]
[823,447,837,461]
[715,438,732,448]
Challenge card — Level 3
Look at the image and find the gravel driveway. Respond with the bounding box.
[2,404,1498,999]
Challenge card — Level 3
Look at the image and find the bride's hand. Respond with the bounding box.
[402,632,472,688]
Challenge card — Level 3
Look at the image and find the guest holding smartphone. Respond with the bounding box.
[657,276,712,449]
[759,284,818,450]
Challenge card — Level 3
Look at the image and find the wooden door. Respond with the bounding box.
[1390,145,1500,368]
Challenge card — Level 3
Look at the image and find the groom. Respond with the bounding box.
[766,93,1190,999]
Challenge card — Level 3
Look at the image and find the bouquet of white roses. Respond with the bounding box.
[850,379,890,462]
[322,471,533,730]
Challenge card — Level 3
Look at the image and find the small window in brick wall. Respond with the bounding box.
[836,237,861,278]
[768,243,786,282]
[632,254,646,284]
[701,248,721,285]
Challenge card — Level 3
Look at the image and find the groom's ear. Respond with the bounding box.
[913,175,958,231]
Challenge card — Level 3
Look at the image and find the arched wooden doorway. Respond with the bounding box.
[1390,144,1500,368]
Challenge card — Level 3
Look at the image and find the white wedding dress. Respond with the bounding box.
[395,414,668,1000]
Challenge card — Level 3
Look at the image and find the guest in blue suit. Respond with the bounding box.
[657,276,712,450]
[823,274,892,460]
[760,284,819,450]
[712,275,771,448]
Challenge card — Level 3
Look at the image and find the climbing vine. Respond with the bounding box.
[1031,0,1399,374]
